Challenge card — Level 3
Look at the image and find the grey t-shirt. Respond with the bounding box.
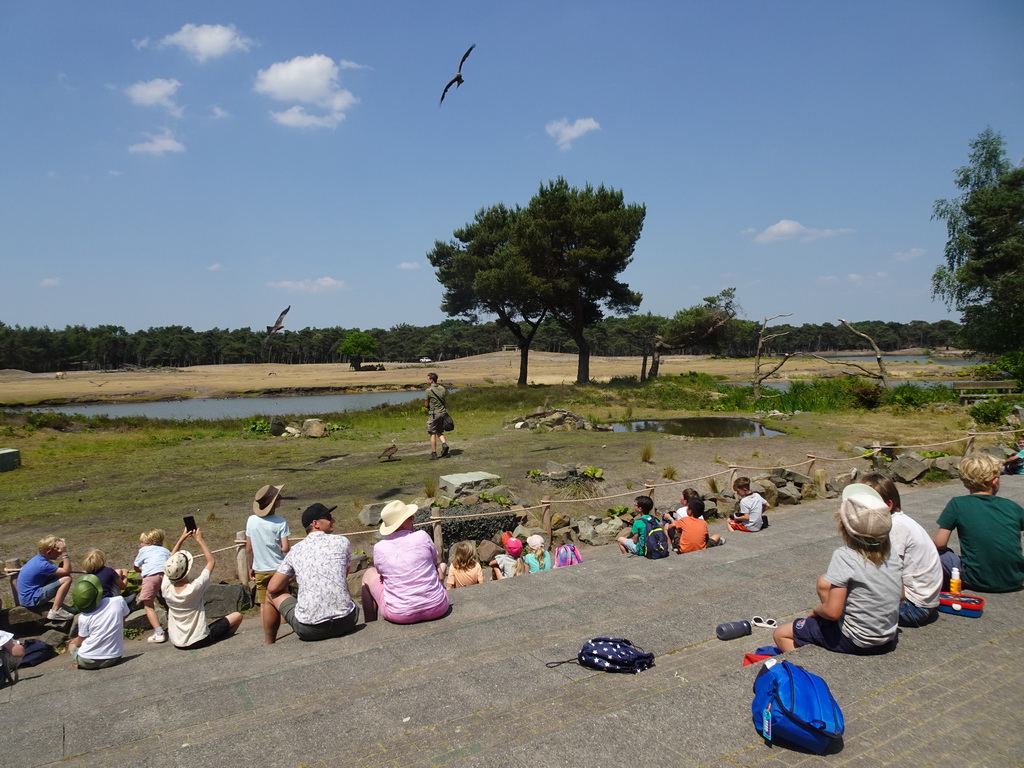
[824,545,901,647]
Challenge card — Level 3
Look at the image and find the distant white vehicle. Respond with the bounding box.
[419,357,433,363]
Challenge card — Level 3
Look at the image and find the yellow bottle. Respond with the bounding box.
[949,567,962,594]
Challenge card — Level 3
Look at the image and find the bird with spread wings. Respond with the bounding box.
[440,44,475,105]
[265,306,291,341]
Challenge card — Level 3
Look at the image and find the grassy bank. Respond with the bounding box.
[0,376,1004,599]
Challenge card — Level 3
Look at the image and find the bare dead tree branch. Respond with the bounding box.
[753,313,796,401]
[837,318,889,388]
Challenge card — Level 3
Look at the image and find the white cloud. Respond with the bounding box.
[266,276,345,293]
[893,247,924,262]
[397,262,419,270]
[847,272,888,285]
[126,78,183,117]
[210,105,230,119]
[254,54,358,129]
[545,117,600,150]
[41,278,60,287]
[160,23,252,62]
[132,37,150,51]
[128,129,186,155]
[753,219,853,243]
[207,263,223,272]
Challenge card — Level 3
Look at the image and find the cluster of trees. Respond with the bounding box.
[932,127,1023,355]
[0,314,962,375]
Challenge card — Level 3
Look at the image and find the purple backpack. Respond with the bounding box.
[554,543,582,567]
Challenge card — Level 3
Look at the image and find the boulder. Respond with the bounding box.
[543,461,572,481]
[438,471,501,498]
[39,629,69,648]
[202,583,252,619]
[269,415,287,437]
[826,471,856,495]
[575,518,599,545]
[712,496,738,518]
[780,469,814,486]
[775,484,802,505]
[550,511,571,531]
[476,540,502,563]
[594,517,627,538]
[358,501,390,527]
[125,606,167,631]
[302,419,327,437]
[933,456,961,478]
[889,453,930,483]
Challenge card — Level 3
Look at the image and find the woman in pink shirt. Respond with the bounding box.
[361,500,450,624]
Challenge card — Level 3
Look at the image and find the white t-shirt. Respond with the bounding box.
[739,493,766,531]
[162,569,212,648]
[78,596,129,660]
[889,510,942,609]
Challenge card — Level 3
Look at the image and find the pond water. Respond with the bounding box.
[12,390,426,420]
[827,355,981,366]
[612,417,785,437]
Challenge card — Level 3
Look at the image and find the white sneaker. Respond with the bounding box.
[46,607,73,621]
[147,632,168,644]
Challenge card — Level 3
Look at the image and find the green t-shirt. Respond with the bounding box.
[936,493,1024,592]
[425,384,446,415]
[631,516,651,556]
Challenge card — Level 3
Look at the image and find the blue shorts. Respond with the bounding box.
[898,600,939,628]
[792,616,897,656]
[30,580,61,607]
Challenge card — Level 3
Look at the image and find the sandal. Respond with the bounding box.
[751,616,778,629]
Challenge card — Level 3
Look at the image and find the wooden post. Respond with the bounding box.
[815,469,827,499]
[965,431,976,456]
[541,499,552,541]
[728,465,738,491]
[431,507,444,557]
[235,531,249,586]
[805,454,816,479]
[5,558,21,607]
[644,483,655,507]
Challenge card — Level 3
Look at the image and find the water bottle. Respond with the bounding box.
[716,620,752,640]
[949,567,962,594]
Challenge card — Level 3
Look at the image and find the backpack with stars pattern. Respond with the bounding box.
[577,637,654,673]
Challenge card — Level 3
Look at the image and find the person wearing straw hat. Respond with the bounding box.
[266,503,359,642]
[68,574,129,670]
[161,527,244,650]
[246,484,291,644]
[360,500,449,624]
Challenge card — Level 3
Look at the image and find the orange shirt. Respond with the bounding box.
[674,517,709,553]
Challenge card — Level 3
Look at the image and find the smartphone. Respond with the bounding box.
[183,515,197,532]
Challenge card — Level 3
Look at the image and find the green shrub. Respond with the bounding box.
[884,383,957,409]
[26,412,73,431]
[247,419,270,434]
[969,398,1014,425]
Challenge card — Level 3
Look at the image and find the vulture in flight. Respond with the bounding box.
[440,44,475,105]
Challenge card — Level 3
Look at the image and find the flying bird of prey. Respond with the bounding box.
[378,439,399,462]
[265,306,291,340]
[440,44,475,105]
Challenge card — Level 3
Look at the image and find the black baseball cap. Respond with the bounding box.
[301,503,337,529]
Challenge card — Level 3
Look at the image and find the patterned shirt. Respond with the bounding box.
[277,531,355,625]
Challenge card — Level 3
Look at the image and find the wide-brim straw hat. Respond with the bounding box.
[379,500,419,536]
[164,550,194,582]
[253,484,284,516]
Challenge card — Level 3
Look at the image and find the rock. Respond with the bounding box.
[889,453,930,483]
[358,502,390,527]
[346,572,363,601]
[766,475,788,488]
[511,524,532,540]
[775,484,801,505]
[712,496,738,518]
[438,471,501,498]
[933,456,961,478]
[39,629,69,648]
[575,518,599,545]
[202,583,252,619]
[702,499,719,518]
[269,415,287,437]
[978,445,1008,460]
[0,605,57,635]
[125,606,167,631]
[543,461,571,481]
[550,512,571,530]
[780,469,814,486]
[827,471,856,494]
[349,552,369,574]
[594,517,627,538]
[302,419,327,437]
[476,540,502,563]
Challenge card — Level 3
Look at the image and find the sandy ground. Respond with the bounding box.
[0,350,964,406]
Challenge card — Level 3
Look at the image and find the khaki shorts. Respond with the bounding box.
[253,570,276,604]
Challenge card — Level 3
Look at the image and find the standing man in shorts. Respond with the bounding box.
[425,372,451,460]
[246,484,290,645]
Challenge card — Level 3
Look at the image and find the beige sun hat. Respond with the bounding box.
[839,483,892,543]
[379,500,419,536]
[164,550,194,582]
[253,484,283,516]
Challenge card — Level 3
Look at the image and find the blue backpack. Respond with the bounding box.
[577,637,655,674]
[752,659,844,754]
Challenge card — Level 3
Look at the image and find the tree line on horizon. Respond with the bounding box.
[0,315,962,374]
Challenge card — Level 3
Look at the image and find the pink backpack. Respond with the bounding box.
[554,543,582,567]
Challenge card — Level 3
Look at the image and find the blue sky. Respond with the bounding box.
[1,1,1022,335]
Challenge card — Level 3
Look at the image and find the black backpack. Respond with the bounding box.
[638,515,670,559]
